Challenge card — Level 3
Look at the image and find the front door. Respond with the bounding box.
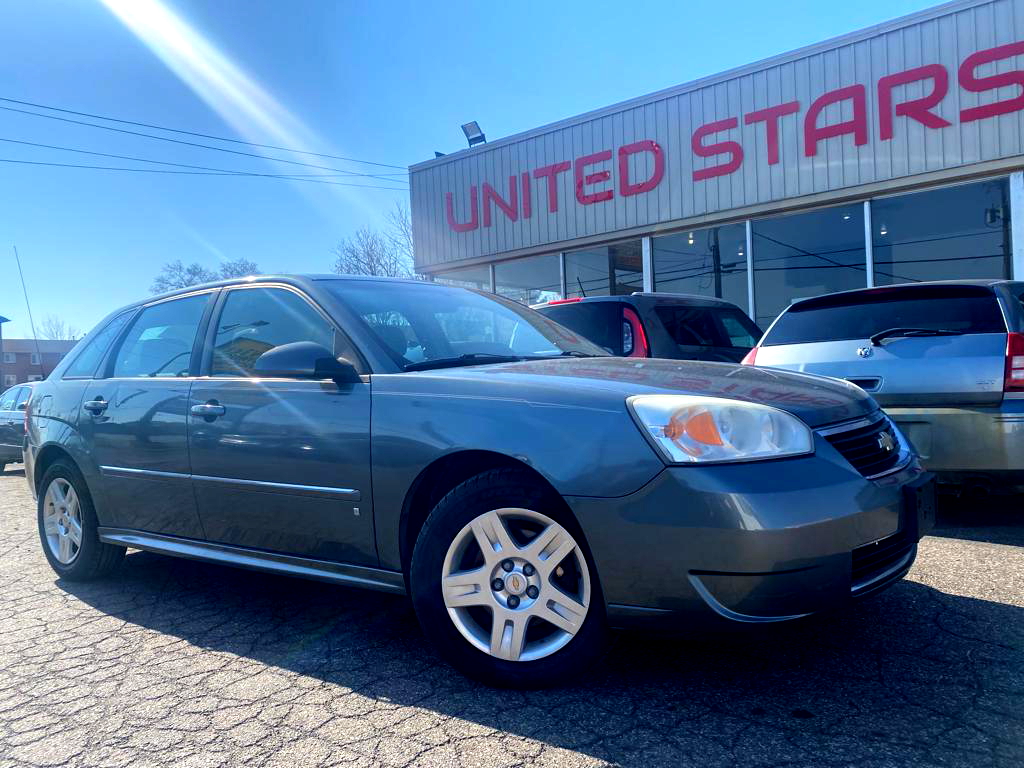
[78,292,212,538]
[188,285,375,565]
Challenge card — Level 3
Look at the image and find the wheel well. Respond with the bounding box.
[33,444,76,490]
[398,450,560,575]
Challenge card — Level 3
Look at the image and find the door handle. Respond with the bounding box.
[83,398,108,415]
[190,401,226,419]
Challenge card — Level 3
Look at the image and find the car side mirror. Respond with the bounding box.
[253,341,360,383]
[16,402,27,411]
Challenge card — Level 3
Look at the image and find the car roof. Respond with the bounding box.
[534,292,742,309]
[141,273,442,307]
[785,279,1019,310]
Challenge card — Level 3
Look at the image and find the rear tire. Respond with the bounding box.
[410,468,607,688]
[37,459,124,581]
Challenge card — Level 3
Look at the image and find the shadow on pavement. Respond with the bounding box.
[57,548,1024,767]
[932,494,1024,547]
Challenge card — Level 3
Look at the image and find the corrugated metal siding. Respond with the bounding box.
[411,0,1024,269]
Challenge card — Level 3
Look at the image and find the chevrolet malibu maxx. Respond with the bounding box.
[25,276,934,687]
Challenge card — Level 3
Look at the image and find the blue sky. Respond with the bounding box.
[0,0,937,338]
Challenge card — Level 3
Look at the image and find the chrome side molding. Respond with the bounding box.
[99,466,359,500]
[97,528,405,595]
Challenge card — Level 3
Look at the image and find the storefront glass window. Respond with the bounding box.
[871,178,1011,286]
[752,203,866,327]
[434,265,491,291]
[494,253,561,305]
[565,240,643,298]
[652,224,748,311]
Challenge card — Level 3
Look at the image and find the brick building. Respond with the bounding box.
[0,339,77,387]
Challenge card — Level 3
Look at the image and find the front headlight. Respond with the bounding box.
[627,395,814,464]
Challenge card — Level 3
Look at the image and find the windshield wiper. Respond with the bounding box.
[557,350,600,358]
[869,327,964,346]
[402,353,524,372]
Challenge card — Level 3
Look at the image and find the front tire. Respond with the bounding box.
[37,459,125,581]
[410,468,607,688]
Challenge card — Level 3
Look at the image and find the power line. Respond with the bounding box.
[0,136,407,186]
[0,95,408,170]
[0,157,409,190]
[0,104,408,180]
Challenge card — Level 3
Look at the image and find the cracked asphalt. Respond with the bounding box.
[1,470,1022,768]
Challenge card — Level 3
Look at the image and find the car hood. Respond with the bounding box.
[405,357,875,428]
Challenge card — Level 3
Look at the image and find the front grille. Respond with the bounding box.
[823,413,904,478]
[851,530,914,593]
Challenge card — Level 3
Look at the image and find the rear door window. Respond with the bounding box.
[539,303,623,354]
[112,294,210,377]
[764,285,1007,346]
[655,306,761,349]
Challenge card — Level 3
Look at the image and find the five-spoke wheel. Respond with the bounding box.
[42,477,83,565]
[442,507,591,662]
[36,459,125,581]
[410,468,606,688]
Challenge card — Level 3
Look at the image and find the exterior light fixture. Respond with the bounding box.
[842,214,851,220]
[879,225,888,236]
[461,121,486,148]
[687,232,694,245]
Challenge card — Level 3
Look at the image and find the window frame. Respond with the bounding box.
[199,283,365,379]
[2,352,14,364]
[61,309,138,380]
[99,289,218,380]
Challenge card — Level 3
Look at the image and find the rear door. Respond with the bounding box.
[755,284,1008,407]
[79,291,213,538]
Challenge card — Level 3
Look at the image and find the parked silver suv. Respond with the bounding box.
[746,280,1024,492]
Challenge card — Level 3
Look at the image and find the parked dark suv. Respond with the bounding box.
[534,293,762,363]
[26,276,933,687]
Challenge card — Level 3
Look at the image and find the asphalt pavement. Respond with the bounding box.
[0,469,1021,768]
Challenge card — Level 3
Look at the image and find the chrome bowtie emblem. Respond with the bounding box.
[877,431,896,452]
[857,346,873,358]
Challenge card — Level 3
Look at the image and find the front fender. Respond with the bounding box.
[370,376,663,570]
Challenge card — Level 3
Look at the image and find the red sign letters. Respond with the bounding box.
[446,41,1024,233]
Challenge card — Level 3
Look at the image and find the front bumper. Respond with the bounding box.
[886,399,1024,478]
[566,440,931,630]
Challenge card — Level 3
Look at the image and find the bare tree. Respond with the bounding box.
[218,258,260,279]
[333,226,413,278]
[332,202,416,278]
[385,201,414,265]
[39,314,81,341]
[151,259,261,293]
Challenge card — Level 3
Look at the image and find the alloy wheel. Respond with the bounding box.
[42,478,83,565]
[441,507,591,662]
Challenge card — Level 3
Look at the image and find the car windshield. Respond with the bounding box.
[763,285,1007,346]
[323,280,607,368]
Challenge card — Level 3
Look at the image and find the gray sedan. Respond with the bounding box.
[25,276,934,687]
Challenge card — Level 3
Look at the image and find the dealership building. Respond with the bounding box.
[410,0,1024,327]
